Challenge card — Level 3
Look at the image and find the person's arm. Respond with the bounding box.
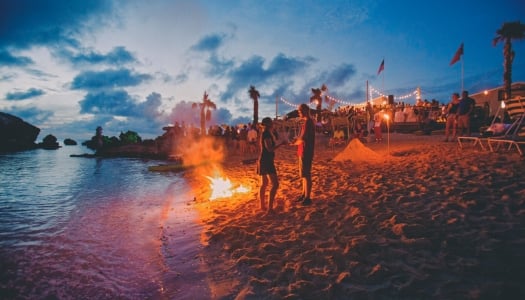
[264,136,284,152]
[291,119,306,146]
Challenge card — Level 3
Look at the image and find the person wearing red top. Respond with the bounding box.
[291,103,315,205]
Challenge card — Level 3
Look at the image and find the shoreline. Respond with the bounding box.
[181,133,525,299]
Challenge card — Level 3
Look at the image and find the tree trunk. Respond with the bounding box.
[254,100,259,125]
[504,39,512,100]
[200,108,206,135]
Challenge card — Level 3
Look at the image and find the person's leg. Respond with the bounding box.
[302,158,313,205]
[268,174,279,211]
[259,175,268,210]
[301,177,307,198]
[457,116,463,136]
[305,176,312,199]
[445,118,450,141]
[296,157,305,201]
[452,117,457,139]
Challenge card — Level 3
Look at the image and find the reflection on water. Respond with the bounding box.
[0,146,206,299]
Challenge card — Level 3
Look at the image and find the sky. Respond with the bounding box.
[1,0,524,141]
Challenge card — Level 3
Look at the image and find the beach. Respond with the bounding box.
[185,133,525,299]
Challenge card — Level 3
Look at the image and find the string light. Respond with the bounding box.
[369,86,419,101]
[280,85,421,111]
[279,97,316,109]
[325,95,366,107]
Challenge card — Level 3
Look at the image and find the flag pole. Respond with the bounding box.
[461,55,464,93]
[381,57,385,96]
[276,96,278,119]
[366,80,372,143]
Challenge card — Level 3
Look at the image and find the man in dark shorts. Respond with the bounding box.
[291,103,315,205]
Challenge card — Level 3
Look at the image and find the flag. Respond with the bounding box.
[449,43,463,66]
[377,59,384,75]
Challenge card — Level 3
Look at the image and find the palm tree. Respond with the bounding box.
[248,85,260,125]
[192,91,216,135]
[492,21,525,100]
[310,84,328,121]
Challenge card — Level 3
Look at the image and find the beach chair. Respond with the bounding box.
[457,135,488,150]
[457,117,495,151]
[486,96,525,155]
[457,97,518,151]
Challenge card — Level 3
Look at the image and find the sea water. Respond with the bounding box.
[0,145,208,299]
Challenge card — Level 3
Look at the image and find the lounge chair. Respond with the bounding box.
[457,114,499,151]
[486,96,525,155]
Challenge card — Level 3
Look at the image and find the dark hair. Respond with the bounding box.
[298,103,309,114]
[261,117,272,126]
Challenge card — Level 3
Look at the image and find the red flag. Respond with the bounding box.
[449,43,463,66]
[377,59,384,75]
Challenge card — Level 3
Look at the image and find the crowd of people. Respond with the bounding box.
[162,92,482,215]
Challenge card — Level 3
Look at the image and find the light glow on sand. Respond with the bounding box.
[206,173,250,201]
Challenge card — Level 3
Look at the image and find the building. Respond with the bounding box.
[470,82,525,119]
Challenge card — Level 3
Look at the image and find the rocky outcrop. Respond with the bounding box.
[64,138,77,146]
[0,112,40,152]
[40,134,60,150]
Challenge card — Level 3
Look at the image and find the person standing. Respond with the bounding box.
[373,111,383,142]
[291,104,315,206]
[457,90,476,136]
[257,118,284,213]
[247,124,258,153]
[444,93,460,142]
[239,125,249,154]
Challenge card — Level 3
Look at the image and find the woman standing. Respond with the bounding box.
[257,117,284,212]
[444,92,460,142]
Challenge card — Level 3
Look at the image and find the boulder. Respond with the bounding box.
[0,112,40,152]
[40,134,60,150]
[64,138,77,146]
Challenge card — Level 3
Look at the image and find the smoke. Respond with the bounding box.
[175,135,226,177]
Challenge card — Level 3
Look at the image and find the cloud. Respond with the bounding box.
[59,46,137,66]
[2,106,53,125]
[0,50,33,67]
[167,100,246,127]
[220,53,315,101]
[71,69,152,90]
[0,0,117,51]
[75,89,170,138]
[168,100,201,126]
[78,90,139,116]
[206,54,235,77]
[322,64,357,89]
[137,92,164,119]
[6,88,45,100]
[78,89,165,121]
[191,33,228,52]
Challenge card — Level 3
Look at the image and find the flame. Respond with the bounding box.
[206,173,250,200]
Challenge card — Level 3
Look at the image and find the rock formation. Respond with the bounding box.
[0,112,40,152]
[40,134,60,150]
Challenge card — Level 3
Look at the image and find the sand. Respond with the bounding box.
[184,133,525,299]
